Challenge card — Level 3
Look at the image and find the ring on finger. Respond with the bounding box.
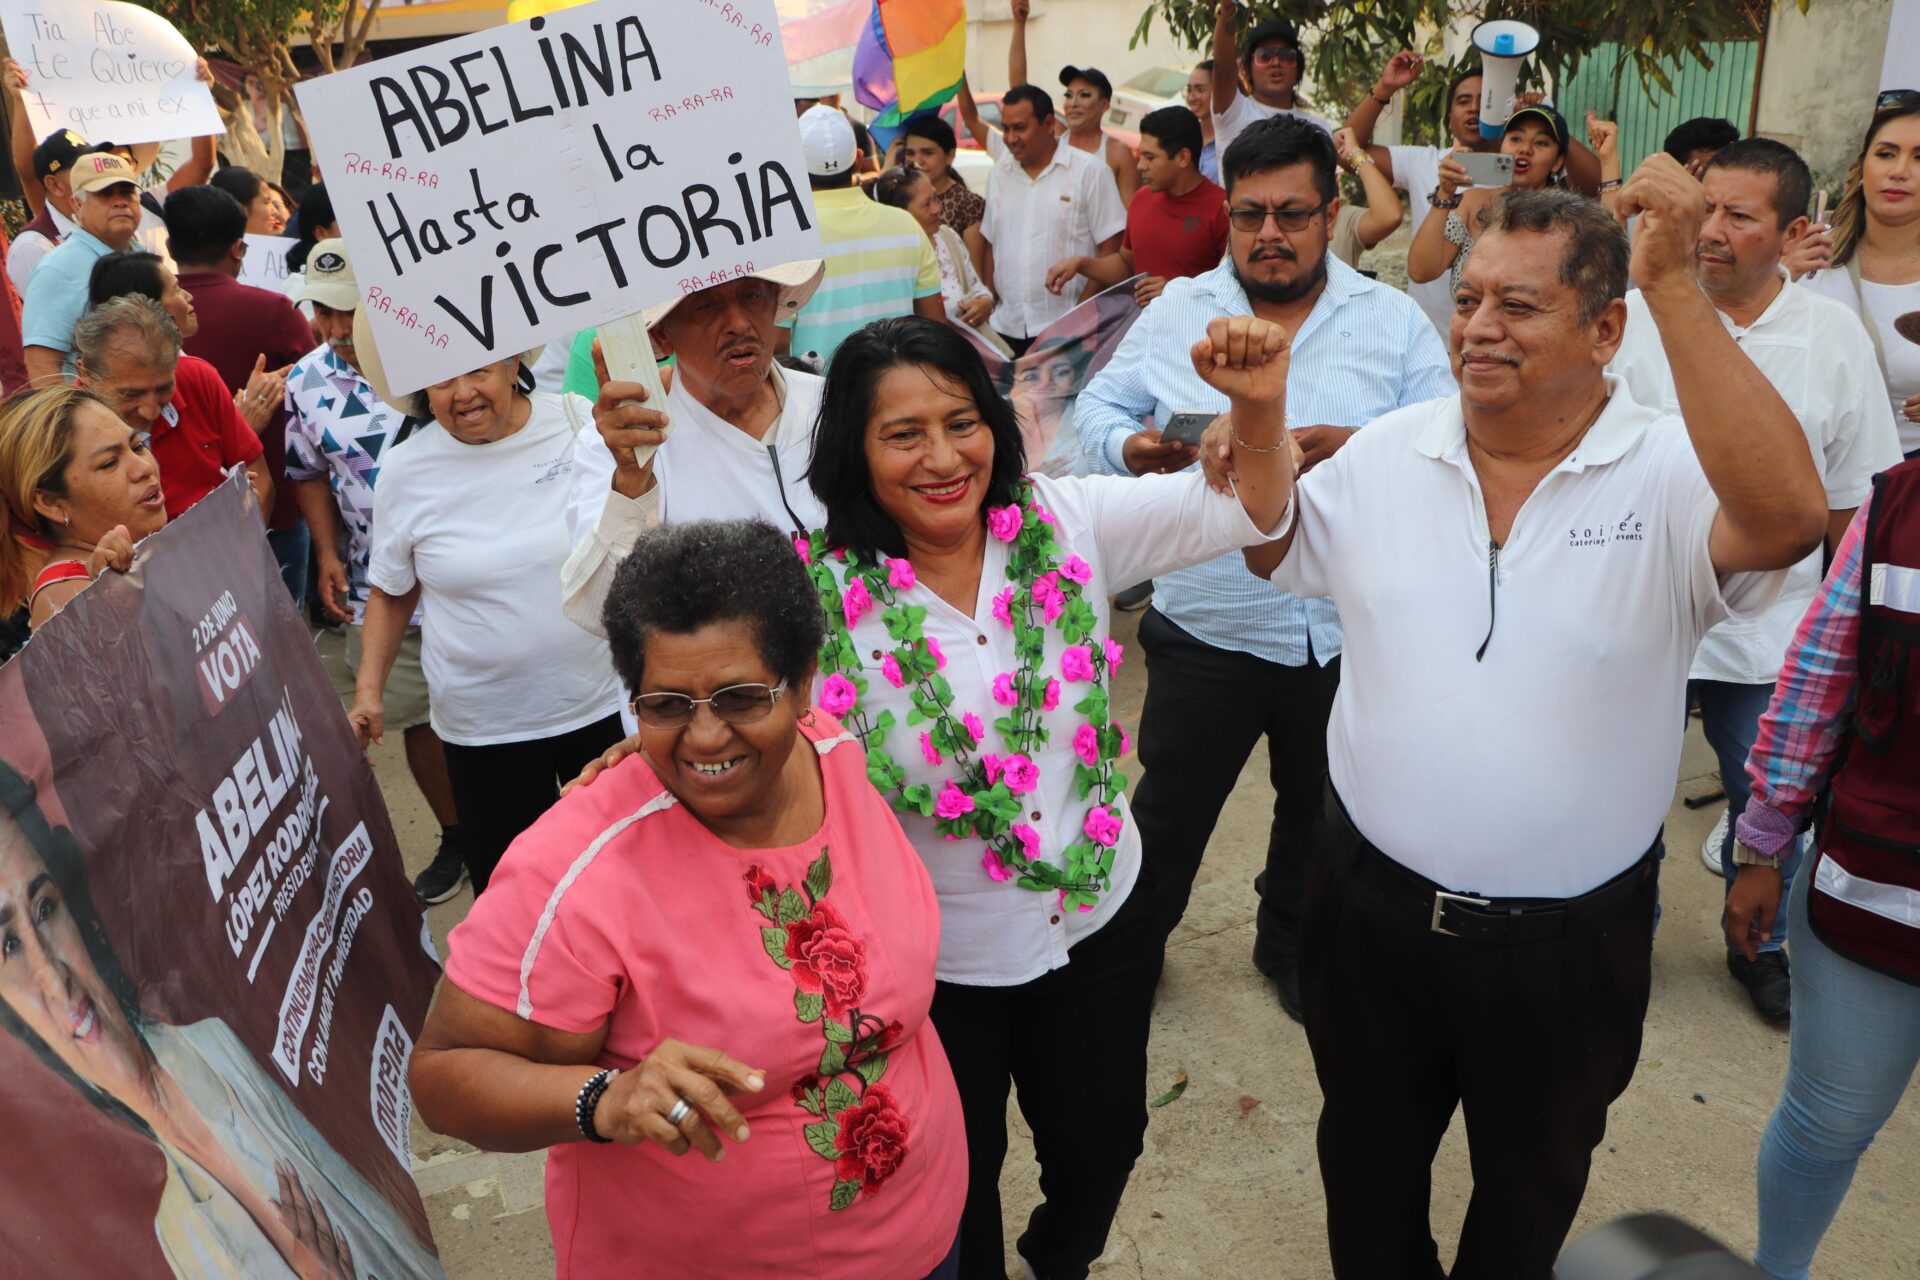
[664,1097,693,1127]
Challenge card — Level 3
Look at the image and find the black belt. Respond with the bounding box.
[1323,789,1658,945]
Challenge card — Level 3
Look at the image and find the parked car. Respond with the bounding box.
[1109,65,1190,134]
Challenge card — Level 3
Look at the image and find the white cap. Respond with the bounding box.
[797,104,858,178]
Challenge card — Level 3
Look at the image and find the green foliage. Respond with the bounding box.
[1131,0,1772,146]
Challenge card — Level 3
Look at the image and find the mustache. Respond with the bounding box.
[1250,247,1296,261]
[1460,349,1518,365]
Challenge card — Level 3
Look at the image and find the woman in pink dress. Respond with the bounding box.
[410,520,966,1278]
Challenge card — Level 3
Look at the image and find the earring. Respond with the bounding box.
[801,708,818,727]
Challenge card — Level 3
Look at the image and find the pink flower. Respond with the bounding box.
[842,577,873,627]
[992,586,1017,628]
[1103,638,1125,670]
[982,753,1004,785]
[1032,502,1056,525]
[991,673,1018,706]
[793,534,812,564]
[880,654,906,689]
[1012,824,1041,861]
[925,636,946,671]
[963,711,986,745]
[919,731,942,766]
[1060,645,1096,683]
[1083,804,1123,847]
[1120,724,1133,756]
[1060,555,1093,585]
[886,557,917,590]
[935,782,976,820]
[1003,754,1040,794]
[982,849,1014,881]
[1059,889,1095,914]
[987,504,1024,542]
[1073,722,1100,767]
[1042,679,1061,712]
[1031,572,1065,623]
[819,673,858,718]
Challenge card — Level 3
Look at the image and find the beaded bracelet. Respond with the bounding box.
[575,1067,620,1143]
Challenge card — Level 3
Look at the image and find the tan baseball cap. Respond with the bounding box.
[298,238,360,311]
[69,151,140,196]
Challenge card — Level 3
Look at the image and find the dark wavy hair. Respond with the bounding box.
[0,758,156,1141]
[807,316,1026,562]
[86,250,169,310]
[601,519,824,696]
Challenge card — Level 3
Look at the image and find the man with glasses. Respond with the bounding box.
[1078,116,1450,1017]
[1208,0,1334,164]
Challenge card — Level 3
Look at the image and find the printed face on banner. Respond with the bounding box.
[0,0,224,147]
[297,0,823,396]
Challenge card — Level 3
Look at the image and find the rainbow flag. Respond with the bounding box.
[853,0,966,128]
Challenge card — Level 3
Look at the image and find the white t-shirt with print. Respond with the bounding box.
[1211,94,1335,168]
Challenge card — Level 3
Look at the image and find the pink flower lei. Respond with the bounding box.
[802,484,1128,910]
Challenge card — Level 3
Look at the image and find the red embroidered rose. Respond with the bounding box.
[834,1084,911,1193]
[784,901,869,1017]
[745,865,777,906]
[791,1074,821,1105]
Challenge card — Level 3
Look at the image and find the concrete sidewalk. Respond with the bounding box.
[324,603,1919,1279]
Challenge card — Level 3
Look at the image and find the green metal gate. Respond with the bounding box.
[1552,40,1762,172]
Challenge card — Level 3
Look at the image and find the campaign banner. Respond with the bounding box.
[0,477,445,1278]
[296,0,823,396]
[962,275,1150,478]
[237,233,295,292]
[0,0,223,146]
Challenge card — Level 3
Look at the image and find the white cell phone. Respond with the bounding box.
[1161,412,1214,446]
[1812,188,1829,228]
[1459,152,1516,187]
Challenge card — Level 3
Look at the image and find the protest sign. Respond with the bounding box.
[237,233,295,291]
[0,477,445,1278]
[0,0,222,146]
[296,0,823,396]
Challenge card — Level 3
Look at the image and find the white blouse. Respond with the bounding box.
[818,470,1284,986]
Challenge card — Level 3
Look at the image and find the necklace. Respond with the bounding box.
[801,483,1127,912]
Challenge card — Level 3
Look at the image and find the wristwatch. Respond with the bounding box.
[1732,840,1780,868]
[1428,190,1462,209]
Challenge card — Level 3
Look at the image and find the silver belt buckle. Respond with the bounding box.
[1431,889,1493,936]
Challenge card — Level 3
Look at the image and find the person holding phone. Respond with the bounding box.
[1407,104,1570,296]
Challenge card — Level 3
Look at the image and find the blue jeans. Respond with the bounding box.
[1754,853,1920,1278]
[267,522,310,607]
[1691,677,1803,953]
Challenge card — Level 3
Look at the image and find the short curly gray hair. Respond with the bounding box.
[73,294,181,372]
[602,519,824,698]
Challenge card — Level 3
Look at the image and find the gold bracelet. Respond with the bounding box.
[1231,430,1287,453]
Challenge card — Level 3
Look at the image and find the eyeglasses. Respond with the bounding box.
[630,680,788,728]
[1226,203,1327,233]
[1876,88,1920,111]
[1252,47,1303,67]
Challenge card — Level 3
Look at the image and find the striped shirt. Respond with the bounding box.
[1737,496,1871,856]
[1077,255,1454,664]
[788,186,941,366]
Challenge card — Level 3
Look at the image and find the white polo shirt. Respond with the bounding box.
[1610,281,1902,685]
[980,138,1127,340]
[1270,377,1784,898]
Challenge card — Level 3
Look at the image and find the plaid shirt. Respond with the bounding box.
[1736,494,1872,857]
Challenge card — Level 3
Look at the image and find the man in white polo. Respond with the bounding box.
[1234,169,1826,1277]
[1609,137,1903,1025]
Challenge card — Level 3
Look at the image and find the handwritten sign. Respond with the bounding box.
[0,0,222,146]
[296,0,823,396]
[237,233,294,290]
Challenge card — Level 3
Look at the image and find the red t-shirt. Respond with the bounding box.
[148,353,264,518]
[1123,178,1230,282]
[178,270,316,531]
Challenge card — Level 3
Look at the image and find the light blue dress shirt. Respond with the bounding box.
[1077,254,1453,665]
[22,226,113,356]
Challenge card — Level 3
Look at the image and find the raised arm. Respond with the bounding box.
[1009,0,1031,87]
[1211,0,1241,115]
[1405,151,1471,284]
[1336,128,1404,248]
[1585,113,1625,221]
[1342,51,1422,184]
[5,59,45,217]
[955,75,993,147]
[1192,316,1294,532]
[1619,154,1826,573]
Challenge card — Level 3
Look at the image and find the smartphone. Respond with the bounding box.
[1460,152,1516,188]
[1812,188,1829,229]
[1161,412,1215,446]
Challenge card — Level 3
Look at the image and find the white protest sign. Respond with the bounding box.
[0,0,222,146]
[296,0,822,397]
[236,234,294,290]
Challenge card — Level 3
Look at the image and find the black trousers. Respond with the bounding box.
[928,877,1165,1280]
[440,714,625,893]
[1129,607,1340,966]
[1300,789,1658,1280]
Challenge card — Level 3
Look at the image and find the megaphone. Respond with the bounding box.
[1471,19,1540,139]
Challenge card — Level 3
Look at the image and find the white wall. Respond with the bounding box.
[1753,0,1893,186]
[963,0,1204,97]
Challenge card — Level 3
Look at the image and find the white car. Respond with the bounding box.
[1108,66,1190,134]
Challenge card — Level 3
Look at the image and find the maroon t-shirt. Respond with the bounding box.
[1122,178,1230,282]
[149,353,265,518]
[178,269,315,530]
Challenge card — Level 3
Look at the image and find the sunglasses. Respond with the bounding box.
[1876,88,1920,111]
[1227,202,1327,233]
[630,680,788,728]
[1252,46,1304,67]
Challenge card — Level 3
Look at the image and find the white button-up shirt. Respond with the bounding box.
[1077,256,1453,664]
[1271,378,1785,898]
[1609,282,1902,684]
[980,137,1127,340]
[821,470,1281,986]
